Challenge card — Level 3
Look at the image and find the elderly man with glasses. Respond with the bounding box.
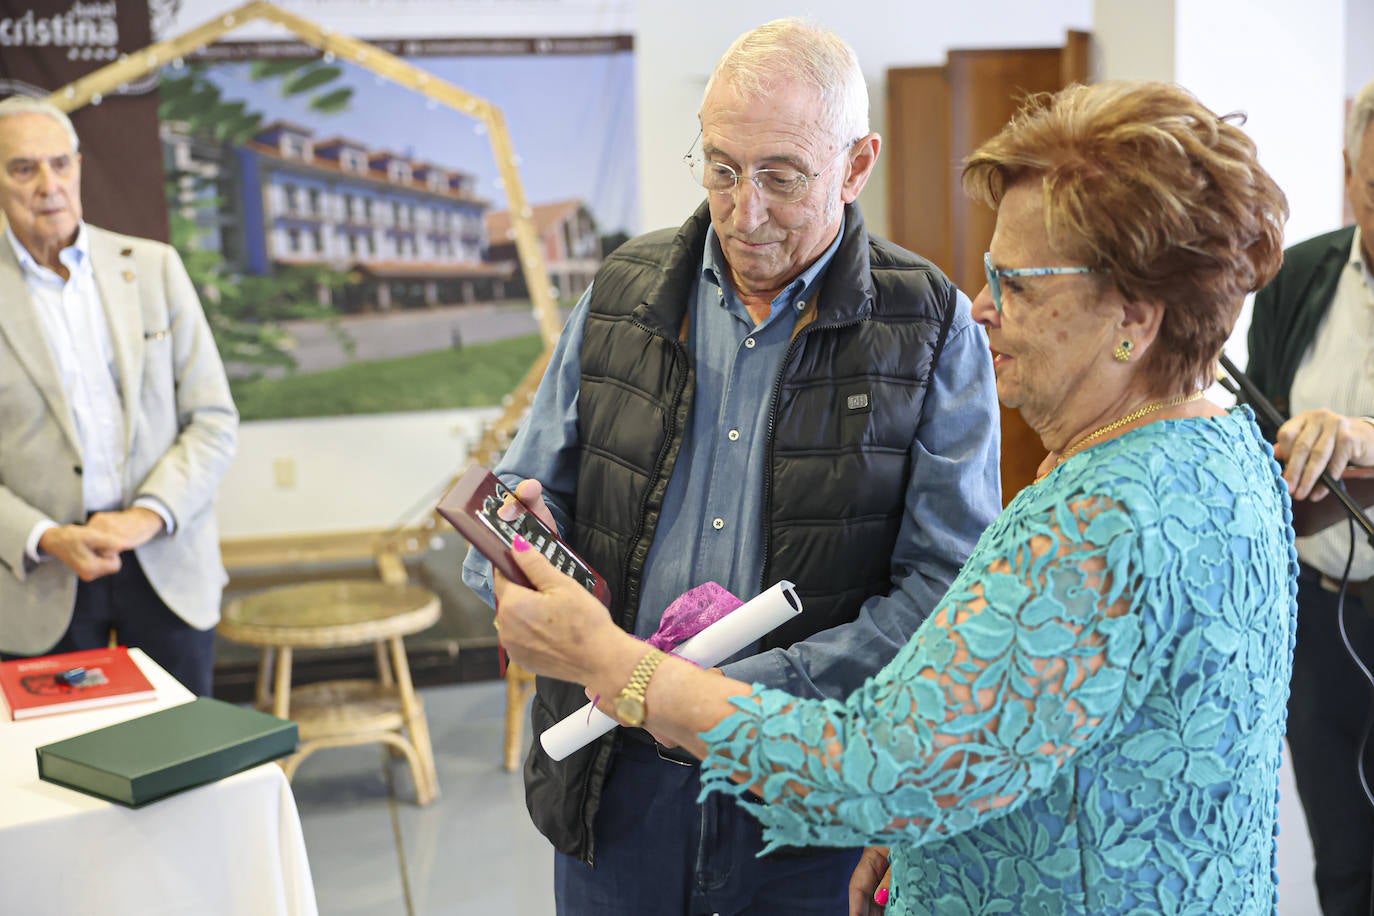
[463,17,1000,915]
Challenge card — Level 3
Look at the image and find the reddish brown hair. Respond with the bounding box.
[962,81,1287,394]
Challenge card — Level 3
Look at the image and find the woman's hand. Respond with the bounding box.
[494,533,626,685]
[848,846,892,915]
[1275,408,1374,500]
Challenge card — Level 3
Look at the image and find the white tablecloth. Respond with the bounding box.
[0,649,318,916]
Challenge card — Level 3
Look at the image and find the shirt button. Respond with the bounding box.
[744,337,756,349]
[796,299,807,311]
[727,429,740,441]
[712,518,725,530]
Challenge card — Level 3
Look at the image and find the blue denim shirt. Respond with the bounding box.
[463,220,1002,701]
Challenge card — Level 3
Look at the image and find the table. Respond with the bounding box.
[219,580,441,804]
[0,649,318,916]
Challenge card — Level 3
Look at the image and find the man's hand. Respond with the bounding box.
[86,507,166,550]
[849,846,892,916]
[38,524,125,581]
[497,478,561,532]
[1274,409,1374,501]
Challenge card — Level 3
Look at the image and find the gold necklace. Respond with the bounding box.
[1036,390,1204,482]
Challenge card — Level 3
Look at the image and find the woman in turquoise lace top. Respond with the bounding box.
[492,81,1296,915]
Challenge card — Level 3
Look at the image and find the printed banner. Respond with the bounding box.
[0,0,168,241]
[1,0,637,422]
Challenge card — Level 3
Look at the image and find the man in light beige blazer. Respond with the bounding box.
[0,96,237,695]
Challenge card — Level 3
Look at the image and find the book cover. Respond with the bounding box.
[36,697,299,808]
[0,647,157,721]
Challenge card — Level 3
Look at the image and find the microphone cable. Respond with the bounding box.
[1333,517,1374,916]
[1334,517,1374,811]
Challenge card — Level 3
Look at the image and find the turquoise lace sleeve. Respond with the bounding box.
[698,493,1151,850]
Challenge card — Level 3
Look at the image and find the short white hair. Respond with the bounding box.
[702,18,869,148]
[1348,79,1374,166]
[0,96,80,152]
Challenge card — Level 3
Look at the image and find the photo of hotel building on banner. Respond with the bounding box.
[235,120,527,312]
[166,117,605,314]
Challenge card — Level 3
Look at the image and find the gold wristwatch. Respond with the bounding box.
[614,648,668,727]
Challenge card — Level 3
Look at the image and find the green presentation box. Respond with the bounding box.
[36,697,298,808]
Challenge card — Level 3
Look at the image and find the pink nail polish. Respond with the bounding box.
[512,534,531,552]
[874,887,889,906]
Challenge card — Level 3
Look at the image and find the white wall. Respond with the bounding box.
[1176,0,1347,248]
[217,408,498,537]
[1096,0,1347,374]
[1097,0,1346,247]
[1348,0,1374,226]
[1089,0,1175,83]
[1181,0,1346,374]
[1351,0,1374,97]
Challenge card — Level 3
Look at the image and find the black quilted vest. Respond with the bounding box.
[525,202,960,863]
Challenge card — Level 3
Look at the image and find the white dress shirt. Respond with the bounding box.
[6,225,173,563]
[1289,226,1374,579]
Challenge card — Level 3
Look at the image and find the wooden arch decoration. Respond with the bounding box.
[44,0,559,581]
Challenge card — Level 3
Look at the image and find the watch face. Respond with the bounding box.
[615,695,646,727]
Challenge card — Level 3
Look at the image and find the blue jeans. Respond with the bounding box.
[554,737,860,916]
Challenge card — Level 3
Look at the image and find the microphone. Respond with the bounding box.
[1218,353,1374,546]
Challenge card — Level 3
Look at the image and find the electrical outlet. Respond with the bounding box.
[273,457,297,489]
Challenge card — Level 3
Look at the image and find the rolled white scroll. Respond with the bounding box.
[538,580,803,761]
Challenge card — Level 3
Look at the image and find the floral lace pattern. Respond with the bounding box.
[699,407,1297,914]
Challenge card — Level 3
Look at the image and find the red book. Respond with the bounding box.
[0,647,157,720]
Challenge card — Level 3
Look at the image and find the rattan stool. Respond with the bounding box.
[219,580,442,804]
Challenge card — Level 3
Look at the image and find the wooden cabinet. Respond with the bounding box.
[887,33,1090,503]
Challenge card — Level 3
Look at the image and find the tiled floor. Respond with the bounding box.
[290,678,1321,916]
[290,680,553,916]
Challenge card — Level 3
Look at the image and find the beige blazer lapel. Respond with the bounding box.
[0,234,83,456]
[89,228,144,456]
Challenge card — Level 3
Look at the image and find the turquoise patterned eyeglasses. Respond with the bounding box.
[983,251,1103,313]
